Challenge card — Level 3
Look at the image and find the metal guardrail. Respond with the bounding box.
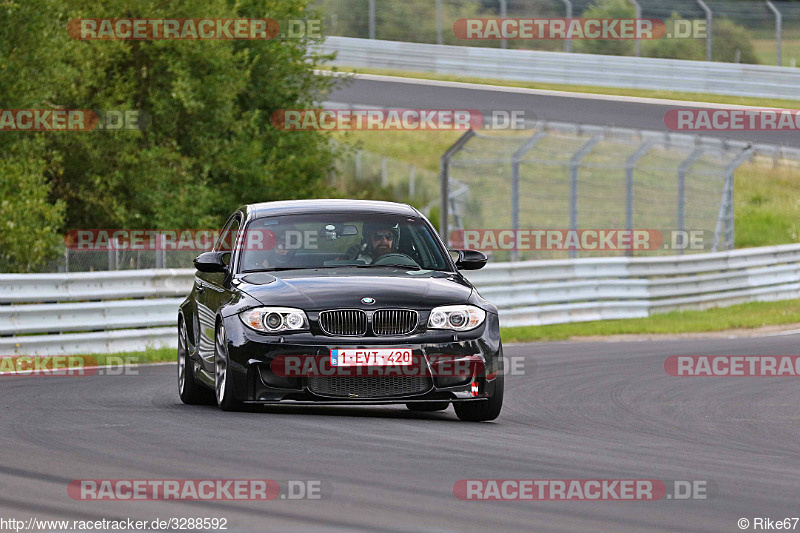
[318,36,800,99]
[0,269,192,303]
[1,244,799,354]
[464,243,800,327]
[0,269,195,356]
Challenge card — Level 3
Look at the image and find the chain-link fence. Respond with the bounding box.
[3,148,438,274]
[440,122,799,261]
[329,144,441,212]
[28,248,204,274]
[311,0,800,66]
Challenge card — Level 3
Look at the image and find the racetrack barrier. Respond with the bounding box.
[318,36,800,100]
[1,244,798,354]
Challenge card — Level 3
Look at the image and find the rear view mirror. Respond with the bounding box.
[320,224,358,240]
[450,249,488,270]
[194,251,229,273]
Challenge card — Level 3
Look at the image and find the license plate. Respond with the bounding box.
[331,348,413,366]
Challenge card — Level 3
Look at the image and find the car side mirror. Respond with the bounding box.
[450,249,488,270]
[194,251,230,273]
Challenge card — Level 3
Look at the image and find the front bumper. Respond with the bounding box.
[220,312,502,404]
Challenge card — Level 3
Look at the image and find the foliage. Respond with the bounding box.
[0,0,342,272]
[0,139,66,272]
[316,0,486,45]
[644,14,760,64]
[573,0,636,57]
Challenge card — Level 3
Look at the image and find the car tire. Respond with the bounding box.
[178,319,213,405]
[406,402,449,412]
[214,321,244,412]
[454,371,504,422]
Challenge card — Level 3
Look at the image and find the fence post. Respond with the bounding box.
[381,157,388,187]
[355,150,362,180]
[409,165,416,199]
[64,247,69,273]
[569,136,602,258]
[766,0,782,66]
[712,147,752,252]
[436,0,443,45]
[697,0,712,61]
[624,138,656,256]
[500,0,507,49]
[510,131,547,261]
[440,130,477,244]
[560,0,572,53]
[629,0,641,57]
[676,147,704,255]
[368,0,375,39]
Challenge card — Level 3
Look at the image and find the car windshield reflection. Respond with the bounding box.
[238,214,451,273]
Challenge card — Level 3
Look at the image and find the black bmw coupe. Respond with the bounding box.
[178,200,503,421]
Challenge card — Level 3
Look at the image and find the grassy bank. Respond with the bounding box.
[502,299,800,342]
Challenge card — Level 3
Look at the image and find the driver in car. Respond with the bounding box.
[353,222,400,264]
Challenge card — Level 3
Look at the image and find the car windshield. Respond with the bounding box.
[238,213,451,273]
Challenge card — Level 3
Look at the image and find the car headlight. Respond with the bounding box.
[427,305,486,331]
[240,307,309,333]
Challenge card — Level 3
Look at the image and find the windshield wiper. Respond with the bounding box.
[366,264,422,270]
[242,266,317,273]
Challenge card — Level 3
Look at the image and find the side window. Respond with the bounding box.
[214,216,241,255]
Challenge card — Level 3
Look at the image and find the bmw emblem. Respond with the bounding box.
[361,297,375,305]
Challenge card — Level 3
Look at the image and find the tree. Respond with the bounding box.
[0,0,343,271]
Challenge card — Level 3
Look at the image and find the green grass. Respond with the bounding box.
[502,299,800,342]
[327,67,800,109]
[87,347,175,366]
[735,163,800,247]
[332,130,463,173]
[753,38,800,67]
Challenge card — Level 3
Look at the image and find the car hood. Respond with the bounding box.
[235,268,473,310]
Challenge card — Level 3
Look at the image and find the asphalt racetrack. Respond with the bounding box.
[1,334,798,532]
[328,74,800,147]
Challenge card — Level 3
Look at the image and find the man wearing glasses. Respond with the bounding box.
[354,221,401,264]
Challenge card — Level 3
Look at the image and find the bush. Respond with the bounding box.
[711,18,760,64]
[573,0,636,57]
[644,14,760,64]
[0,139,66,272]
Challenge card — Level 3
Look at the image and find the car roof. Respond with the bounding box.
[244,199,419,219]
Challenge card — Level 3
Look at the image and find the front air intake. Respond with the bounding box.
[318,310,368,336]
